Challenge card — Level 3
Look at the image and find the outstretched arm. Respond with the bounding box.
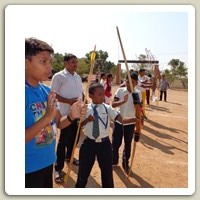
[115,114,138,124]
[112,94,128,108]
[57,98,87,129]
[81,115,95,127]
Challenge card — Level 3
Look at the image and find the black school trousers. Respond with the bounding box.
[75,137,114,188]
[25,164,53,188]
[112,122,135,166]
[54,120,78,172]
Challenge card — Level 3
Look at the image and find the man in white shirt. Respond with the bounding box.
[50,54,83,183]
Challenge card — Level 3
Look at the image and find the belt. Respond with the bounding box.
[86,136,109,143]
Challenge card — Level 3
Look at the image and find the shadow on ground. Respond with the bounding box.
[113,166,154,188]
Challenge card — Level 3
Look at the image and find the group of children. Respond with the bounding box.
[25,37,142,188]
[137,69,170,104]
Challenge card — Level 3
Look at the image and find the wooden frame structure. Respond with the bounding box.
[116,60,159,85]
[118,60,159,64]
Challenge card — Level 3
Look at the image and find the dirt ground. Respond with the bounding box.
[47,82,188,189]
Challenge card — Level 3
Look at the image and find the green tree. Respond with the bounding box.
[137,54,147,69]
[52,53,89,76]
[51,50,117,78]
[135,54,154,75]
[52,53,64,72]
[110,64,118,75]
[164,69,175,85]
[77,57,90,76]
[168,59,188,88]
[85,50,116,74]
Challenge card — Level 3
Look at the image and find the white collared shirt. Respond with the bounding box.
[84,103,119,140]
[50,68,83,116]
[114,87,141,125]
[138,75,150,92]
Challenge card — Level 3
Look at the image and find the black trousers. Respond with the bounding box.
[25,164,53,188]
[146,89,150,105]
[75,137,114,188]
[54,120,78,172]
[112,122,135,166]
[160,90,167,101]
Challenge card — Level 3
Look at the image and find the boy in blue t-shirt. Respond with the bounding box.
[25,38,86,188]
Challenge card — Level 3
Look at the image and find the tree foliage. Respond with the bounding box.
[77,57,90,75]
[137,54,147,69]
[51,50,117,77]
[134,54,154,75]
[52,53,64,72]
[51,51,188,88]
[85,50,116,74]
[167,59,188,88]
[163,69,175,85]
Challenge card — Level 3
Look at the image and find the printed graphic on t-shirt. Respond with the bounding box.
[29,101,56,147]
[35,124,56,147]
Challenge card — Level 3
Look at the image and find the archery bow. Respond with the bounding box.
[116,26,141,178]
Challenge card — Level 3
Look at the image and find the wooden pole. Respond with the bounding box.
[116,26,141,178]
[116,27,133,92]
[64,45,96,187]
[116,63,121,85]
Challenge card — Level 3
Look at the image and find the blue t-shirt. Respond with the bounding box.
[25,81,56,174]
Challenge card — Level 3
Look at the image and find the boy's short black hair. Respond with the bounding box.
[126,72,138,81]
[64,54,77,62]
[100,73,106,78]
[139,68,145,72]
[107,73,113,78]
[25,37,54,59]
[89,83,104,95]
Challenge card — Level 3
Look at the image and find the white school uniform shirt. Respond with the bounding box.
[114,87,141,125]
[145,78,151,90]
[50,68,83,116]
[138,75,150,92]
[84,103,119,140]
[100,79,106,86]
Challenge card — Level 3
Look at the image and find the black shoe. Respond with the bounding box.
[143,114,148,120]
[112,161,119,166]
[73,159,79,166]
[54,171,64,183]
[65,158,79,166]
[122,163,131,175]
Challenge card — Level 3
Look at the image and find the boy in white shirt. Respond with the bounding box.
[112,72,141,174]
[100,72,106,85]
[75,83,138,188]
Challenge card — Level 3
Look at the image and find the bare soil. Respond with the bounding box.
[45,81,188,188]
